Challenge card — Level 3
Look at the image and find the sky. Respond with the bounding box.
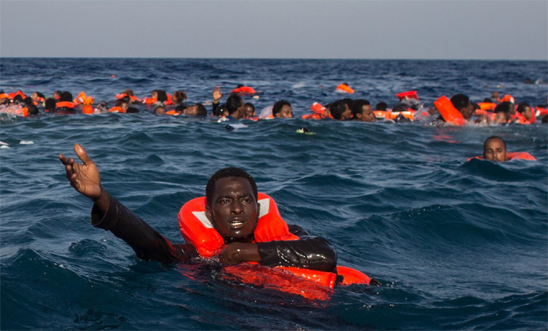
[1,0,546,60]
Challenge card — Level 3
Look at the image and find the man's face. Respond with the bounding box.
[206,177,259,241]
[483,138,508,162]
[494,112,508,124]
[245,105,255,118]
[341,104,352,120]
[356,105,376,122]
[461,103,474,120]
[184,105,198,116]
[275,105,293,118]
[522,106,533,120]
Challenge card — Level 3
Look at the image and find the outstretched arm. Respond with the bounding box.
[59,144,198,264]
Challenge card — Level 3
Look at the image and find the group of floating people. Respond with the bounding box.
[2,83,547,125]
[2,83,542,163]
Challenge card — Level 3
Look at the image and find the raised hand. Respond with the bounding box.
[212,86,222,103]
[59,144,102,200]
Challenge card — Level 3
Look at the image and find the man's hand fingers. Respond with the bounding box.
[74,144,94,165]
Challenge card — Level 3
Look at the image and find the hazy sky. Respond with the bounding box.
[1,0,546,60]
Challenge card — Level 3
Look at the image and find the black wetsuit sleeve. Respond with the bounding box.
[212,101,221,116]
[256,225,337,272]
[91,196,199,264]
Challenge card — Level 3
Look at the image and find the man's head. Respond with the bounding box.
[376,102,388,111]
[352,99,376,122]
[156,90,168,103]
[184,103,207,117]
[244,102,256,118]
[483,136,508,162]
[450,94,474,120]
[205,167,259,241]
[494,102,513,124]
[517,102,533,120]
[330,99,352,120]
[154,106,165,114]
[226,94,244,119]
[60,91,73,102]
[272,100,293,118]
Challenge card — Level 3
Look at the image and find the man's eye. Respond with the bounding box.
[220,199,230,204]
[242,198,252,203]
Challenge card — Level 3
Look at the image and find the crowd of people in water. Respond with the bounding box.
[1,83,547,125]
[1,84,544,162]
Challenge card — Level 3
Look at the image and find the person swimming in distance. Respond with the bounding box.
[493,102,513,124]
[218,94,245,121]
[52,90,62,100]
[330,99,352,120]
[375,102,388,111]
[183,103,207,117]
[172,90,188,112]
[450,94,475,120]
[244,102,256,119]
[154,106,166,114]
[57,145,374,286]
[516,102,534,123]
[272,100,293,118]
[352,99,376,122]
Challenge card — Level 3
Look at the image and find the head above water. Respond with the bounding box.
[226,94,244,118]
[483,136,508,162]
[272,100,293,118]
[352,99,376,122]
[205,167,259,241]
[330,99,352,120]
[450,94,474,120]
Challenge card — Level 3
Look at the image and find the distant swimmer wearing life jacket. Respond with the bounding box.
[212,87,246,121]
[468,136,536,162]
[351,99,376,122]
[59,145,381,299]
[433,94,475,125]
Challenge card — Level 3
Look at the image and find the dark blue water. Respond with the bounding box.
[1,58,547,330]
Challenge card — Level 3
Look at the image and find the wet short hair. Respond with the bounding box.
[450,94,470,111]
[44,98,57,111]
[12,95,23,104]
[483,136,506,150]
[272,100,291,117]
[376,102,388,111]
[329,99,348,120]
[517,102,530,114]
[27,105,39,116]
[126,107,139,113]
[173,90,187,102]
[195,103,207,117]
[60,91,73,102]
[156,90,168,103]
[244,102,255,111]
[226,94,243,115]
[205,167,258,207]
[351,99,371,118]
[495,102,513,114]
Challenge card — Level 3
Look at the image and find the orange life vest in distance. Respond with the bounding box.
[73,91,94,105]
[335,84,354,94]
[231,86,256,94]
[8,91,27,100]
[177,193,372,299]
[108,106,126,113]
[116,93,141,102]
[16,107,29,117]
[305,102,333,119]
[164,94,174,106]
[82,105,94,115]
[536,107,548,117]
[434,96,466,126]
[396,91,419,100]
[165,110,179,115]
[374,109,414,121]
[467,152,536,162]
[143,97,157,105]
[56,101,75,109]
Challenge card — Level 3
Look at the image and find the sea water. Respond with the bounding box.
[1,58,547,330]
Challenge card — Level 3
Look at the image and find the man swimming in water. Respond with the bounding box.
[483,136,507,162]
[58,144,340,270]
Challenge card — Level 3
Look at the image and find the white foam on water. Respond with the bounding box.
[20,141,34,145]
[0,145,9,149]
[0,141,8,145]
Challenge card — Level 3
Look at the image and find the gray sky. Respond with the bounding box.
[1,0,546,60]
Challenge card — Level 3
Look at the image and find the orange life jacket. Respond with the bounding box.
[73,91,94,105]
[434,96,466,126]
[335,84,354,94]
[177,193,372,300]
[165,110,179,115]
[477,102,497,112]
[396,91,419,100]
[536,107,548,117]
[231,86,256,94]
[82,105,94,115]
[116,93,141,102]
[500,95,515,103]
[303,102,332,120]
[467,152,536,162]
[56,101,75,109]
[515,111,531,124]
[8,91,27,100]
[16,107,29,117]
[108,106,126,113]
[33,97,45,106]
[143,97,157,105]
[164,94,174,106]
[374,109,414,121]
